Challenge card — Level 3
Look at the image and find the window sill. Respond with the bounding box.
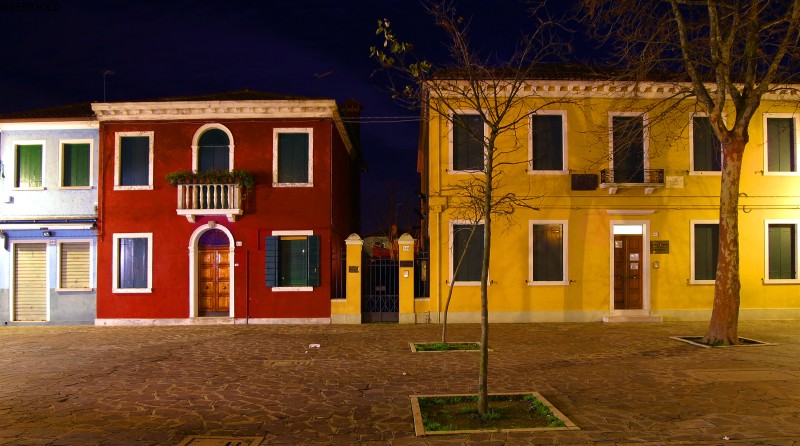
[113,185,153,191]
[763,279,800,285]
[688,171,721,176]
[272,183,313,188]
[56,287,94,292]
[58,186,93,190]
[448,169,485,175]
[763,171,800,176]
[272,286,313,292]
[13,187,45,191]
[527,170,567,175]
[112,288,152,293]
[450,281,482,287]
[527,281,568,286]
[689,280,716,285]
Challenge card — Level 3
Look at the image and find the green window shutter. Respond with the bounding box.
[277,133,309,183]
[532,224,564,281]
[767,118,796,173]
[453,114,484,171]
[307,235,320,287]
[532,115,563,171]
[265,236,280,286]
[63,143,90,186]
[15,144,43,188]
[693,117,722,172]
[769,224,796,280]
[694,224,719,280]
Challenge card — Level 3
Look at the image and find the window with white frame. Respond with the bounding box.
[112,233,153,293]
[197,128,231,172]
[58,241,91,290]
[530,112,566,172]
[451,113,485,172]
[764,115,798,174]
[765,221,798,283]
[610,114,647,183]
[529,221,568,284]
[691,116,722,173]
[14,141,44,189]
[114,132,153,189]
[265,232,320,290]
[60,140,92,188]
[451,222,484,284]
[691,222,719,283]
[273,128,313,186]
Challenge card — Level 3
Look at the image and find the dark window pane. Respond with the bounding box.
[198,129,230,172]
[769,224,796,280]
[767,118,796,172]
[279,238,309,286]
[453,114,484,171]
[15,144,43,188]
[277,133,310,183]
[532,115,563,171]
[693,117,722,172]
[118,237,148,289]
[120,136,150,186]
[612,116,644,183]
[532,224,564,281]
[694,224,719,280]
[453,224,484,282]
[63,143,90,186]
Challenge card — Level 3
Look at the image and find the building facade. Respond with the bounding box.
[416,79,800,323]
[93,91,361,325]
[0,104,99,325]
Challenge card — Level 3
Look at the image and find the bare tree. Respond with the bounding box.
[372,1,569,415]
[581,0,800,345]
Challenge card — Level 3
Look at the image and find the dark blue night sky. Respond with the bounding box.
[0,0,577,234]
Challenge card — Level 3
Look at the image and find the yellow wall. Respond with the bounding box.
[425,83,800,322]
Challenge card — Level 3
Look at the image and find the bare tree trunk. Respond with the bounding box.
[704,139,745,345]
[478,160,493,417]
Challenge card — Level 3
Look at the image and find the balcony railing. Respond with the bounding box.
[600,169,665,194]
[176,183,243,222]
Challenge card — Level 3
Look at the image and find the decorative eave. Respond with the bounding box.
[0,119,98,131]
[427,79,800,101]
[91,99,355,157]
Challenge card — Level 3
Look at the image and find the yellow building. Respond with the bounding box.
[415,78,800,323]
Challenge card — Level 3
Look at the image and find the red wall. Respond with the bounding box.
[96,118,359,320]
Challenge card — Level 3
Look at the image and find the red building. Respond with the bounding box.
[92,91,361,324]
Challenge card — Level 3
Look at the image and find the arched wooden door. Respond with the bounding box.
[198,229,230,317]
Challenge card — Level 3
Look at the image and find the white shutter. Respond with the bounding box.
[14,244,47,321]
[60,242,91,289]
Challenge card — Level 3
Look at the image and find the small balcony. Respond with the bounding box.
[599,169,665,195]
[176,183,243,222]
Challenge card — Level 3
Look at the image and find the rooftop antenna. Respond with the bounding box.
[103,70,115,102]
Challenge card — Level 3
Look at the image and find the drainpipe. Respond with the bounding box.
[246,249,250,324]
[0,231,7,251]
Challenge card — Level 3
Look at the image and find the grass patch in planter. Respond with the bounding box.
[670,336,776,348]
[410,392,578,435]
[410,342,482,352]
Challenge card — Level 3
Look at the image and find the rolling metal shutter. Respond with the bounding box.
[14,243,47,321]
[60,242,90,288]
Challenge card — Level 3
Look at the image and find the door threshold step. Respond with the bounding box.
[603,315,662,323]
[190,317,234,325]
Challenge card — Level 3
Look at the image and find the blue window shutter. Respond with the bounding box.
[307,235,320,286]
[265,236,280,286]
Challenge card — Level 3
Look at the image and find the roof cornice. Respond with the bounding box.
[0,119,98,131]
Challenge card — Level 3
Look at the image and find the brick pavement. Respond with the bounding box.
[0,320,799,445]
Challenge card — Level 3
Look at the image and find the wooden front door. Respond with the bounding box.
[613,235,643,310]
[199,248,230,316]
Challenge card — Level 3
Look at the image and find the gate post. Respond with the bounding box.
[398,233,415,324]
[332,233,363,324]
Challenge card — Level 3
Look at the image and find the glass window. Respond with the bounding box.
[62,142,91,187]
[452,223,484,283]
[612,116,645,183]
[531,115,564,171]
[452,113,484,171]
[277,133,310,184]
[693,223,719,281]
[198,128,230,172]
[59,242,91,289]
[768,223,797,280]
[692,117,722,172]
[113,234,152,292]
[766,117,796,173]
[15,144,43,188]
[265,235,320,288]
[118,135,151,187]
[531,223,565,282]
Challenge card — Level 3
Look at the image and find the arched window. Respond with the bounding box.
[198,128,231,172]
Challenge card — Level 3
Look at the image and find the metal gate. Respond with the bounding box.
[361,256,398,322]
